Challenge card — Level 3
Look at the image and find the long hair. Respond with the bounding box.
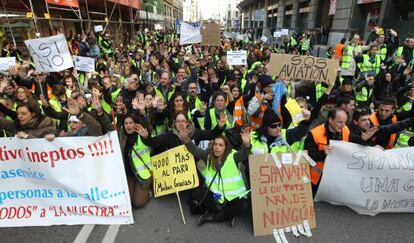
[15,86,35,103]
[168,91,189,119]
[208,135,232,171]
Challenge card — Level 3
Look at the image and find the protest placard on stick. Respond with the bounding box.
[249,153,316,236]
[268,53,339,82]
[227,50,247,66]
[201,22,221,46]
[24,34,73,72]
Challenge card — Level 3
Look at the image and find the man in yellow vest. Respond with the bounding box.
[340,35,362,79]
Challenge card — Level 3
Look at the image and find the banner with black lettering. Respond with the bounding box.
[24,34,73,73]
[315,141,414,216]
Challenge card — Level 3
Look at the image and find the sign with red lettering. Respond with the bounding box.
[47,0,79,8]
[0,131,133,227]
[249,153,316,236]
[268,53,339,83]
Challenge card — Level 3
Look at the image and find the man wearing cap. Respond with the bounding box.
[247,75,274,130]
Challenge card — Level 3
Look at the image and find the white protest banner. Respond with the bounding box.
[24,34,73,72]
[179,21,202,45]
[261,36,268,43]
[94,25,103,32]
[281,29,289,35]
[274,31,282,38]
[315,141,414,216]
[0,131,133,227]
[74,56,95,72]
[0,57,16,71]
[227,50,247,66]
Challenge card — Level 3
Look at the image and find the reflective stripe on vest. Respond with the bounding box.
[202,150,248,204]
[370,113,397,149]
[359,54,381,74]
[355,86,373,103]
[131,136,152,180]
[309,124,349,185]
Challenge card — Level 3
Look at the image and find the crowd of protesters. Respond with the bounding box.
[1,25,414,226]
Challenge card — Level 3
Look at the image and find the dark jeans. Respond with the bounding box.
[188,186,249,221]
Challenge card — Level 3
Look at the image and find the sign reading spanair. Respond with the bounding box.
[0,132,133,227]
[315,141,414,216]
[268,54,339,82]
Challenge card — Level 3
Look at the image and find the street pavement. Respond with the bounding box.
[0,191,413,243]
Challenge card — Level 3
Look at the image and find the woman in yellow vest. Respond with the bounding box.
[205,91,234,130]
[120,114,152,209]
[179,126,251,227]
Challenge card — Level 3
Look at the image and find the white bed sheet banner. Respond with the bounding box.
[0,131,133,227]
[315,141,414,216]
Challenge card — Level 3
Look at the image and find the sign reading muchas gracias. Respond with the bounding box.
[151,145,199,197]
[268,53,339,82]
[249,153,316,237]
[315,141,414,216]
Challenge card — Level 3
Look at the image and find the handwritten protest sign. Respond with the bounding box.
[274,31,282,38]
[94,25,103,32]
[249,153,316,236]
[24,34,73,72]
[74,56,95,72]
[268,53,339,82]
[227,50,247,66]
[261,36,268,43]
[201,22,221,46]
[315,141,414,216]
[0,131,133,227]
[176,19,200,34]
[0,57,16,71]
[285,98,303,127]
[179,21,202,45]
[151,145,199,197]
[281,29,289,35]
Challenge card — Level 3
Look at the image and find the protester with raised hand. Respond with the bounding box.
[179,124,251,227]
[136,111,226,155]
[0,102,55,140]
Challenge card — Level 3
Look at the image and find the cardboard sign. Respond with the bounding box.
[151,145,199,197]
[268,53,339,82]
[201,22,221,46]
[316,141,414,216]
[227,50,247,66]
[24,34,73,72]
[249,153,316,236]
[74,56,95,72]
[94,25,103,32]
[281,29,289,35]
[179,21,202,45]
[0,131,133,227]
[274,31,282,38]
[0,57,16,71]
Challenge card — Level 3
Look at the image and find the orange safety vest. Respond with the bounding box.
[31,83,53,100]
[370,112,397,149]
[310,124,350,185]
[250,93,267,130]
[234,97,244,127]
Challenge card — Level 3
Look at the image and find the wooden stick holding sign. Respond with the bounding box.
[151,145,199,224]
[175,191,186,225]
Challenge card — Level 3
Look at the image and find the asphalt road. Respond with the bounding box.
[0,191,413,243]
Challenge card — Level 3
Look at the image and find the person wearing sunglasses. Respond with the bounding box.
[250,106,312,155]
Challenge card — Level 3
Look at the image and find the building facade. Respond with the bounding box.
[164,0,184,29]
[183,0,201,22]
[237,0,414,45]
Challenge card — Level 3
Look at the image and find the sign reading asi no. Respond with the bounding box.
[268,53,339,82]
[151,145,199,197]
